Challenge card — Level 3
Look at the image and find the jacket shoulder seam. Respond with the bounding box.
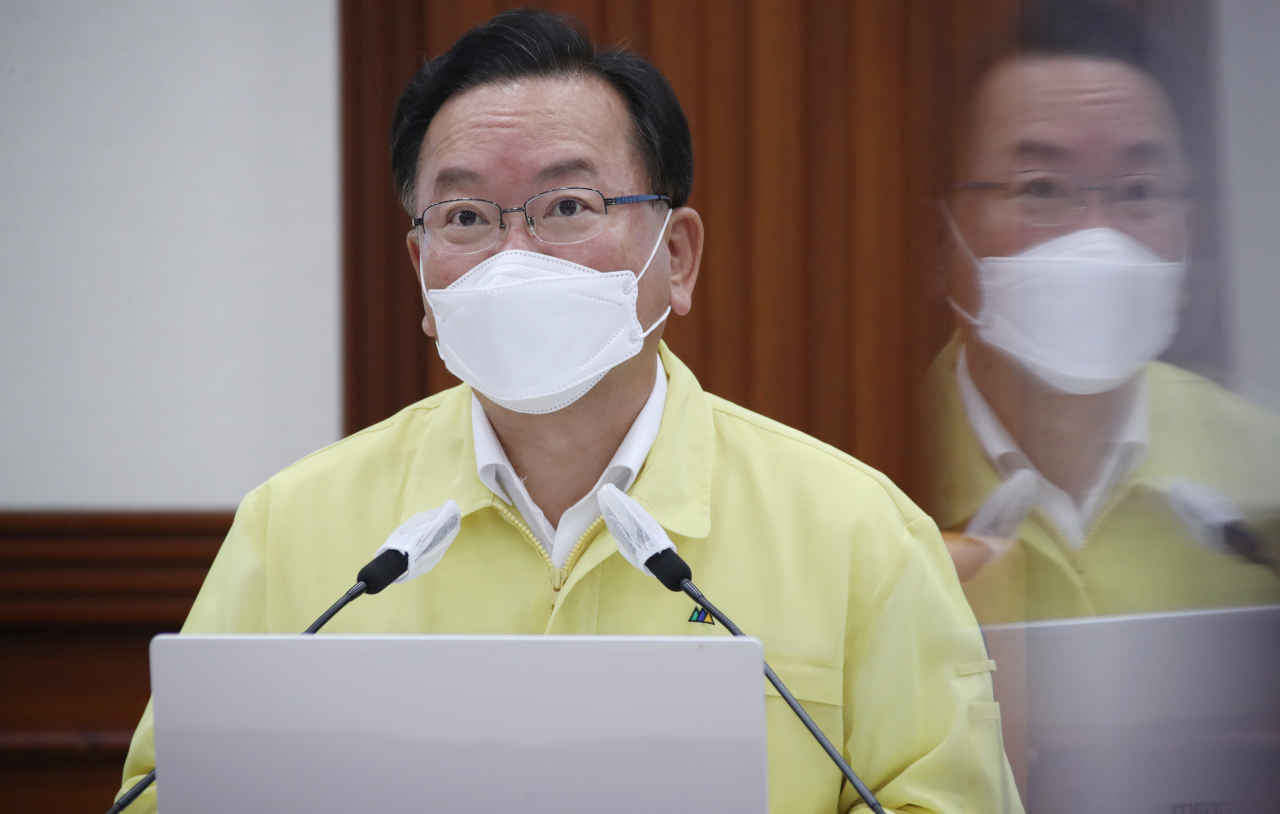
[707,400,918,521]
[845,525,915,662]
[272,401,445,477]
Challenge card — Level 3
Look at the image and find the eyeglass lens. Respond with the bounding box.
[1009,170,1183,228]
[419,188,611,255]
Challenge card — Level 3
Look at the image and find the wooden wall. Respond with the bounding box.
[0,514,226,811]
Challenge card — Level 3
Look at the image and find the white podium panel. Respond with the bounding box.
[151,635,769,813]
[984,605,1280,814]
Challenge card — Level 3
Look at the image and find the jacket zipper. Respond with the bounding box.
[493,504,605,609]
[1030,488,1131,627]
[1076,485,1130,564]
[561,516,604,577]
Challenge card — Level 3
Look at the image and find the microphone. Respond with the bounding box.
[306,501,463,634]
[106,501,463,814]
[596,485,887,814]
[965,468,1036,542]
[1166,479,1279,574]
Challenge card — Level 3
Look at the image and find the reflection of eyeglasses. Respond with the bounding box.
[955,169,1189,228]
[411,188,671,255]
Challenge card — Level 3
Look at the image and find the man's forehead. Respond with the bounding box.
[416,76,641,201]
[967,56,1182,169]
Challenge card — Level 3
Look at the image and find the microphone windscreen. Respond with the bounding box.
[645,549,692,593]
[358,549,409,595]
[965,469,1036,540]
[597,483,677,577]
[375,501,463,584]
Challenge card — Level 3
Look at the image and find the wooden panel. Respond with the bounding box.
[747,1,806,429]
[698,0,752,407]
[803,0,852,452]
[0,514,224,626]
[849,0,910,484]
[0,513,227,812]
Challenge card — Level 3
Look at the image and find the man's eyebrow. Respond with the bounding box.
[535,158,599,184]
[433,167,484,195]
[1015,140,1069,163]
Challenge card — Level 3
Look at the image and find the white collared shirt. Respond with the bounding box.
[471,356,667,567]
[955,346,1150,550]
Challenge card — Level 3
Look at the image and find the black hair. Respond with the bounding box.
[959,0,1184,152]
[389,8,693,216]
[971,0,1177,103]
[1018,0,1153,75]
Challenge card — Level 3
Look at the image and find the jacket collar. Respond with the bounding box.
[927,333,1189,538]
[924,335,1004,532]
[624,342,714,540]
[402,383,494,524]
[403,341,715,543]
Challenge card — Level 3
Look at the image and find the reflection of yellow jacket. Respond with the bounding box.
[118,344,1016,814]
[924,337,1280,624]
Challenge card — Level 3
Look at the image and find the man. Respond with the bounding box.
[117,10,1014,813]
[929,0,1280,623]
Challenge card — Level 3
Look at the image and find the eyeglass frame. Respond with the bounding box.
[411,187,672,255]
[953,168,1190,228]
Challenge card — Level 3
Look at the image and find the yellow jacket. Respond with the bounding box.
[119,344,1017,813]
[923,337,1280,624]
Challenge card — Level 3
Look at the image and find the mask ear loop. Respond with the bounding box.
[634,207,674,337]
[417,232,430,303]
[938,200,984,328]
[634,207,674,282]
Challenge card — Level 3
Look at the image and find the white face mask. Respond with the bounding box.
[947,218,1186,395]
[421,209,672,414]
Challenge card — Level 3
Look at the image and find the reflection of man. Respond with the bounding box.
[116,10,1014,813]
[929,0,1280,623]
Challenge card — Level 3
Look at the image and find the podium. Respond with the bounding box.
[151,634,770,812]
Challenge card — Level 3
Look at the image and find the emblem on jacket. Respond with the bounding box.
[688,607,714,625]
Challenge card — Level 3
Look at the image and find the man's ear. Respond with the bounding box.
[406,229,423,273]
[666,207,704,316]
[406,230,437,338]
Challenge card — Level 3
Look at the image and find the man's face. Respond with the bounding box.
[408,75,674,339]
[950,57,1190,313]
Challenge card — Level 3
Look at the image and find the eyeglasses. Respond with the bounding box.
[412,188,671,255]
[955,169,1189,228]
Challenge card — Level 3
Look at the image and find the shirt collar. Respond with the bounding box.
[470,355,668,507]
[403,341,714,544]
[471,398,512,505]
[955,343,1150,485]
[606,355,669,489]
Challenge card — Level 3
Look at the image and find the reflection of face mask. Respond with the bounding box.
[422,210,672,414]
[949,224,1186,394]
